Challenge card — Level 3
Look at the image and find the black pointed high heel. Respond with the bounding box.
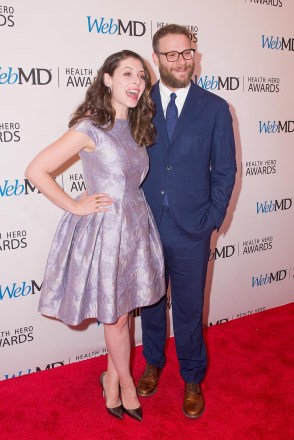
[99,372,123,420]
[122,405,143,422]
[121,387,143,421]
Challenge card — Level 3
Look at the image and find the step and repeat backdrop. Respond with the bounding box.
[1,0,293,380]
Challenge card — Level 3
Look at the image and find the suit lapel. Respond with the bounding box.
[171,83,207,144]
[152,82,208,148]
[152,83,169,149]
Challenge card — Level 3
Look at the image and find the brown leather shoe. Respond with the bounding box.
[182,383,205,419]
[137,364,162,397]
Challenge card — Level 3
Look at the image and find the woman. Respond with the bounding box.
[25,50,165,422]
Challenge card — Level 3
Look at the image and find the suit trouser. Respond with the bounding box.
[141,206,211,383]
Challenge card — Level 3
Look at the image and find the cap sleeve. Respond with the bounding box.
[70,119,97,145]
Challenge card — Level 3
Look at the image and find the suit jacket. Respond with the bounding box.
[142,81,236,237]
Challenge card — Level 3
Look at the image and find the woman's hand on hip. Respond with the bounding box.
[72,192,113,216]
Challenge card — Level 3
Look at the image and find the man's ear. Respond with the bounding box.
[152,52,159,68]
[103,73,112,88]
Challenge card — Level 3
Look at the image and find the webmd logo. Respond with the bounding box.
[0,179,40,197]
[262,35,294,51]
[0,67,52,85]
[259,121,294,134]
[87,16,146,36]
[256,198,292,214]
[209,245,236,261]
[194,75,239,91]
[0,280,42,301]
[252,269,287,288]
[4,361,65,380]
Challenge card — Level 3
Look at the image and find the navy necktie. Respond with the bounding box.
[166,92,178,141]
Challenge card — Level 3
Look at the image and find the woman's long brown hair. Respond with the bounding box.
[69,50,155,146]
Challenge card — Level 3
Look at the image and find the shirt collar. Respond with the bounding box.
[159,80,191,116]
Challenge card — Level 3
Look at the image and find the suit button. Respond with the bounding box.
[167,165,172,171]
[160,189,165,195]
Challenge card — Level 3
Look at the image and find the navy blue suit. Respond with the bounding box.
[141,81,236,383]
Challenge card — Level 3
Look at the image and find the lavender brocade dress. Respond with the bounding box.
[38,119,165,325]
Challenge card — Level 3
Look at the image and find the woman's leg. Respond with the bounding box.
[101,353,120,408]
[104,313,140,410]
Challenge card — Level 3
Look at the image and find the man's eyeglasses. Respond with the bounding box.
[157,49,195,62]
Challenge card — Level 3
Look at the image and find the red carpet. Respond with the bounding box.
[0,303,293,440]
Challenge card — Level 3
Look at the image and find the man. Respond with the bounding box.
[138,24,236,418]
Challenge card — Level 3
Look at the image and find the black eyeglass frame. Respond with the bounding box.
[156,49,196,62]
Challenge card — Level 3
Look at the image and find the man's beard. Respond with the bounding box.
[158,62,195,89]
